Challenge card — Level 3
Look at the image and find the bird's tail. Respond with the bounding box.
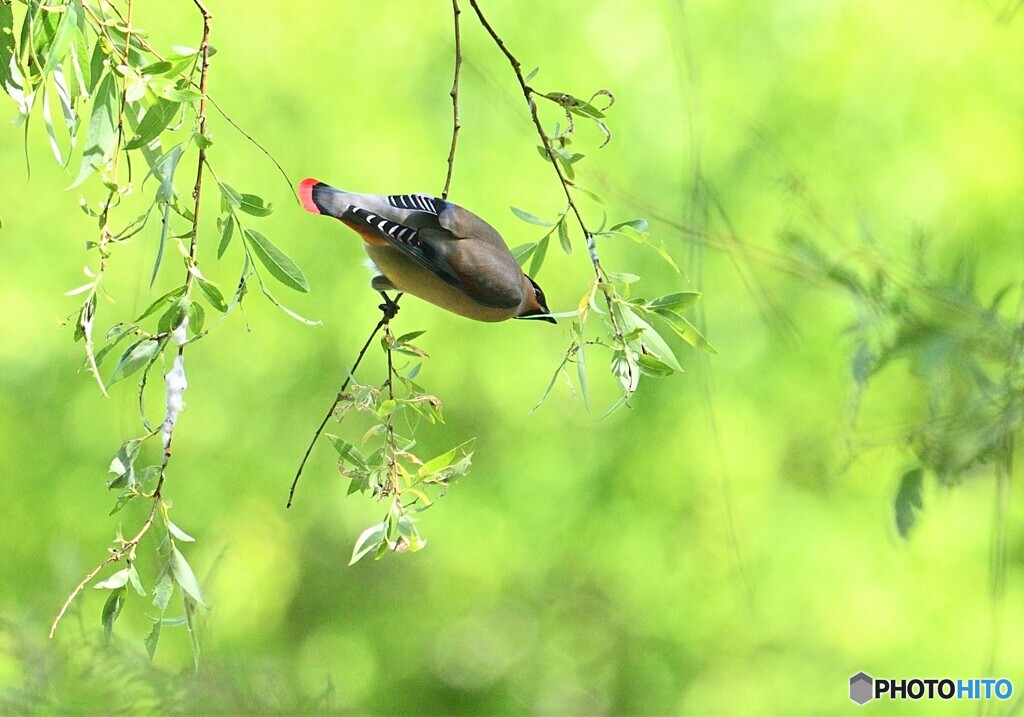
[299,178,444,224]
[298,178,349,218]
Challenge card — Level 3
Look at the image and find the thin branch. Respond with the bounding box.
[442,0,462,200]
[48,470,167,639]
[287,294,403,508]
[205,94,296,200]
[91,1,294,199]
[50,0,214,639]
[466,0,627,350]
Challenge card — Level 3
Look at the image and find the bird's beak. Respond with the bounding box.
[516,309,557,324]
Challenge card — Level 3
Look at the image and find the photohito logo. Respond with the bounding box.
[849,672,1013,705]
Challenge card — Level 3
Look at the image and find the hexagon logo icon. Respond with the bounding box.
[850,672,874,705]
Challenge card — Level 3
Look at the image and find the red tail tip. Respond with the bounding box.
[298,178,321,214]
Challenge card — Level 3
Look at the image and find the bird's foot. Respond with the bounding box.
[378,292,401,323]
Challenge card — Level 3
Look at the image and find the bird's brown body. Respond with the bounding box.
[299,179,553,323]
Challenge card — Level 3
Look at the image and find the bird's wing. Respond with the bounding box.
[300,180,523,309]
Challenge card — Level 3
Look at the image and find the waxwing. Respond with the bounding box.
[299,179,555,324]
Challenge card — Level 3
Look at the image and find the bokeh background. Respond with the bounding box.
[2,1,1023,714]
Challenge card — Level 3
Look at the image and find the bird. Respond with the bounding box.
[299,179,555,324]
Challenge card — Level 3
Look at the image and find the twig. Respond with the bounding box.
[205,94,296,200]
[184,0,212,294]
[466,1,627,358]
[287,295,403,508]
[48,471,167,639]
[50,0,214,639]
[442,0,462,200]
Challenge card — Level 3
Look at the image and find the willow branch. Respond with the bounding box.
[288,294,403,508]
[50,0,213,639]
[442,0,462,200]
[466,0,625,344]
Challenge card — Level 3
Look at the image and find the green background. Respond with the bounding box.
[1,1,1022,714]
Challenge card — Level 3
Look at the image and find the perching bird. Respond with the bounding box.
[299,178,555,324]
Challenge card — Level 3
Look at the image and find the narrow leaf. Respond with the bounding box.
[168,520,196,542]
[528,235,549,278]
[195,277,228,312]
[144,620,161,660]
[245,228,309,292]
[894,468,924,538]
[557,218,572,255]
[101,587,126,642]
[238,193,273,217]
[510,206,555,227]
[169,545,207,607]
[108,338,161,386]
[125,98,179,150]
[349,522,386,566]
[0,0,15,98]
[646,292,702,313]
[70,71,117,188]
[94,568,131,590]
[216,214,234,258]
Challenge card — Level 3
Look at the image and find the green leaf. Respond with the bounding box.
[217,214,235,258]
[157,296,190,333]
[183,593,201,671]
[101,586,126,643]
[152,566,174,611]
[349,522,386,566]
[576,343,589,411]
[377,399,397,419]
[168,520,196,542]
[137,286,185,321]
[894,468,924,538]
[87,41,106,95]
[139,60,173,76]
[328,435,367,470]
[609,218,649,233]
[109,339,162,386]
[0,1,16,99]
[650,309,717,354]
[396,330,426,344]
[622,308,683,373]
[218,182,242,211]
[169,545,207,608]
[188,300,205,335]
[238,193,273,217]
[144,620,161,660]
[646,292,702,313]
[125,98,180,150]
[244,229,309,292]
[528,235,549,278]
[512,242,537,266]
[557,219,571,255]
[510,206,555,227]
[127,564,147,596]
[94,568,131,590]
[43,2,77,74]
[70,70,118,188]
[523,66,539,83]
[195,277,228,313]
[610,349,639,395]
[169,87,203,103]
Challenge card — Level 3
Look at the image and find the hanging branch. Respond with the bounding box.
[287,301,399,508]
[49,0,214,640]
[466,0,631,377]
[289,0,468,508]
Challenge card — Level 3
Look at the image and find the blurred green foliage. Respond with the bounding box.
[1,0,1023,714]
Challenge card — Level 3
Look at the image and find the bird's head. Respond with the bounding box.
[516,275,557,324]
